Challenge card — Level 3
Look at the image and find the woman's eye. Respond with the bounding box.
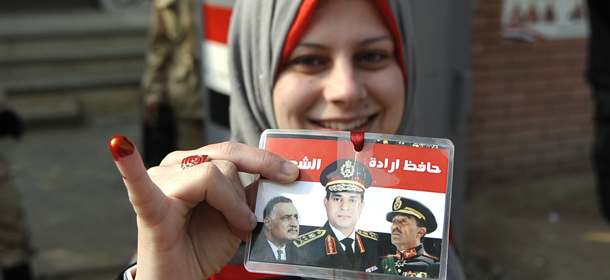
[355,51,392,70]
[364,53,381,62]
[289,56,327,72]
[297,56,323,66]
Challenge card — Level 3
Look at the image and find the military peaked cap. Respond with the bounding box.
[386,196,437,233]
[319,159,372,193]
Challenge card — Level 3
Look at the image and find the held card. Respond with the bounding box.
[245,129,454,280]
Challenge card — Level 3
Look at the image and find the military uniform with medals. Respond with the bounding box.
[294,159,379,271]
[378,196,440,278]
[380,244,440,278]
[295,221,380,270]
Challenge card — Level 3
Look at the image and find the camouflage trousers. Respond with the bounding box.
[176,118,205,150]
[0,155,33,267]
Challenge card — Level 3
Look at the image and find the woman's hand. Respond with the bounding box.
[109,136,299,280]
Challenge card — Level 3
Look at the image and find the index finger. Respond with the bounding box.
[162,142,299,183]
[109,135,169,225]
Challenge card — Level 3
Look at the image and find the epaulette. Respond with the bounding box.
[356,229,378,241]
[293,229,326,247]
[423,254,440,262]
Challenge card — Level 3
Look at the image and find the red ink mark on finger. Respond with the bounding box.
[350,131,364,152]
[109,135,135,161]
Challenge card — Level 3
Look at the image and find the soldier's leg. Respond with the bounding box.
[2,262,32,280]
[0,155,33,280]
[176,118,205,150]
[593,89,610,223]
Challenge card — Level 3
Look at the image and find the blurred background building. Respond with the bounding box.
[0,1,149,279]
[0,0,608,279]
[469,0,592,185]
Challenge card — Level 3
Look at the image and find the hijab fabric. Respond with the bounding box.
[228,0,419,147]
[226,3,466,278]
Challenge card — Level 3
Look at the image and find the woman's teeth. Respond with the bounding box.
[318,117,369,130]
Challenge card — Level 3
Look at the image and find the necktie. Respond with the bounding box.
[277,249,284,261]
[341,238,355,265]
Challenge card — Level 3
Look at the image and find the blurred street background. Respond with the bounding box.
[1,0,609,279]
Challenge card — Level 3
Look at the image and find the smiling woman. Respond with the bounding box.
[111,0,465,279]
[229,0,419,148]
[272,0,405,134]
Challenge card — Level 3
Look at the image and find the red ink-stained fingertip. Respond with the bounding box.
[109,135,135,161]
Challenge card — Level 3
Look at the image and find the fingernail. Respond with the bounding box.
[283,161,298,175]
[109,135,135,161]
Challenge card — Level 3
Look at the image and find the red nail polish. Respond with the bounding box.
[109,135,135,161]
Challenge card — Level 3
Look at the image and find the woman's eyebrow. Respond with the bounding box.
[358,36,393,47]
[294,36,392,50]
[293,42,329,50]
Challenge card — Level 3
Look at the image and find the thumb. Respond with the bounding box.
[109,135,169,224]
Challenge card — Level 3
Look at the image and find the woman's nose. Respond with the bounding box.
[323,59,366,107]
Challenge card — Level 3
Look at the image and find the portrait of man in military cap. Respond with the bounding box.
[379,196,440,278]
[294,159,380,271]
[250,196,304,264]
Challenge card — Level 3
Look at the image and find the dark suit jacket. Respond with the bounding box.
[295,221,379,271]
[250,232,303,264]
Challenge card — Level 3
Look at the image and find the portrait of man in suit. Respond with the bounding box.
[250,196,302,263]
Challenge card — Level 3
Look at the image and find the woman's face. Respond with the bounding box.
[273,0,405,134]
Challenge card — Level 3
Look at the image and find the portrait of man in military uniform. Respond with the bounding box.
[379,196,440,278]
[294,159,379,271]
[250,196,304,264]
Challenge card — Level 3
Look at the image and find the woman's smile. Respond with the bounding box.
[272,0,405,134]
[309,114,376,131]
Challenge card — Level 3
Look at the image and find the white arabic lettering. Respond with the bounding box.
[293,157,322,170]
[404,160,417,171]
[388,159,400,173]
[427,162,441,173]
[369,157,377,168]
[416,162,426,172]
[369,158,441,174]
[403,160,441,174]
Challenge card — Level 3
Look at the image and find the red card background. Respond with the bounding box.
[264,137,449,194]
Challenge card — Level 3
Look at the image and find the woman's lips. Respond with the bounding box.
[311,115,376,131]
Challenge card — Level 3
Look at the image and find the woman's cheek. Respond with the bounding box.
[273,79,300,129]
[274,73,321,129]
[376,68,405,134]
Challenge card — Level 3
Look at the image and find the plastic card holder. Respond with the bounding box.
[246,129,454,280]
